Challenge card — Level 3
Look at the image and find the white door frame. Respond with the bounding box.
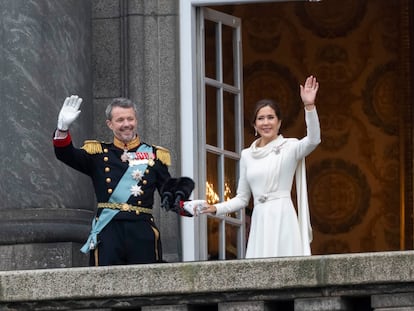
[178,0,309,262]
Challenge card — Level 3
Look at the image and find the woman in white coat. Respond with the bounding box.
[201,75,321,258]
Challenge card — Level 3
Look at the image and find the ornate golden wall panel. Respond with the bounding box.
[211,0,412,255]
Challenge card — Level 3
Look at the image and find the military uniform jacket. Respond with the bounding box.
[53,132,171,220]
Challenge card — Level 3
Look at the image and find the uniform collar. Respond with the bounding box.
[113,135,141,150]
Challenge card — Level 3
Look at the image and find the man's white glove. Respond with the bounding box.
[57,95,82,131]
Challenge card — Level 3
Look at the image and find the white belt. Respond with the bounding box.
[256,191,290,204]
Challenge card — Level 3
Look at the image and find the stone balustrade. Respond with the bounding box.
[1,251,414,310]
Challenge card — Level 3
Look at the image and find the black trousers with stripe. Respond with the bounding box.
[89,215,162,266]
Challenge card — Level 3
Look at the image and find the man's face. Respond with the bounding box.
[106,106,138,143]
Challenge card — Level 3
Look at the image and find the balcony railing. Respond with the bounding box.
[1,251,414,310]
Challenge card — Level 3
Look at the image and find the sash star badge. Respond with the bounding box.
[130,184,143,197]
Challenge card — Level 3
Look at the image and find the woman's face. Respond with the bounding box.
[254,105,281,145]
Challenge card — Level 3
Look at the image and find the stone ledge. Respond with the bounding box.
[1,251,413,304]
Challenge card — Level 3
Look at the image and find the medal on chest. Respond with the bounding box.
[121,149,129,162]
[121,149,155,167]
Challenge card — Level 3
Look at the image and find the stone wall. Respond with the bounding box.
[0,0,182,270]
[91,0,182,263]
[0,0,93,271]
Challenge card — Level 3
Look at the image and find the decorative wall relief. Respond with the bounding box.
[363,62,399,136]
[295,0,367,38]
[243,5,283,53]
[213,0,410,254]
[243,61,300,133]
[308,158,370,234]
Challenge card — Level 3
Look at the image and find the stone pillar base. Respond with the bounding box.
[0,242,88,271]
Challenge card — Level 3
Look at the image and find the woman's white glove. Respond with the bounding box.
[57,95,82,131]
[183,200,208,216]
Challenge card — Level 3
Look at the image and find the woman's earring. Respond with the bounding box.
[254,128,258,137]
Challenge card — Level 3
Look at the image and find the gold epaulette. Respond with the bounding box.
[81,140,103,154]
[155,146,171,166]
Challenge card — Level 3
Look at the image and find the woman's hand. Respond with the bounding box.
[195,203,217,215]
[300,75,319,109]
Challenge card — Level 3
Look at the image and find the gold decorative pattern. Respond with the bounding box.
[308,158,370,234]
[295,0,366,38]
[243,61,300,131]
[97,203,152,215]
[362,62,399,135]
[210,0,411,254]
[113,136,140,150]
[81,140,103,154]
[243,5,282,53]
[155,146,171,166]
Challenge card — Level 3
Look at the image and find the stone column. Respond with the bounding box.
[92,0,182,262]
[131,0,181,264]
[0,0,93,270]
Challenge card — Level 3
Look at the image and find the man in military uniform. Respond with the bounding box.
[53,95,173,266]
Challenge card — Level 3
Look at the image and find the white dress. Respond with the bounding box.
[215,109,321,258]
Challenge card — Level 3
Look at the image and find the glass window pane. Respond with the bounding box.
[207,217,220,260]
[225,223,238,259]
[224,156,238,202]
[223,91,236,151]
[206,85,219,147]
[204,19,217,80]
[222,24,235,86]
[206,151,219,204]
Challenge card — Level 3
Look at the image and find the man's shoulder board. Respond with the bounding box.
[154,145,171,166]
[81,140,103,154]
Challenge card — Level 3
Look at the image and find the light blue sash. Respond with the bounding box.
[81,144,152,253]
